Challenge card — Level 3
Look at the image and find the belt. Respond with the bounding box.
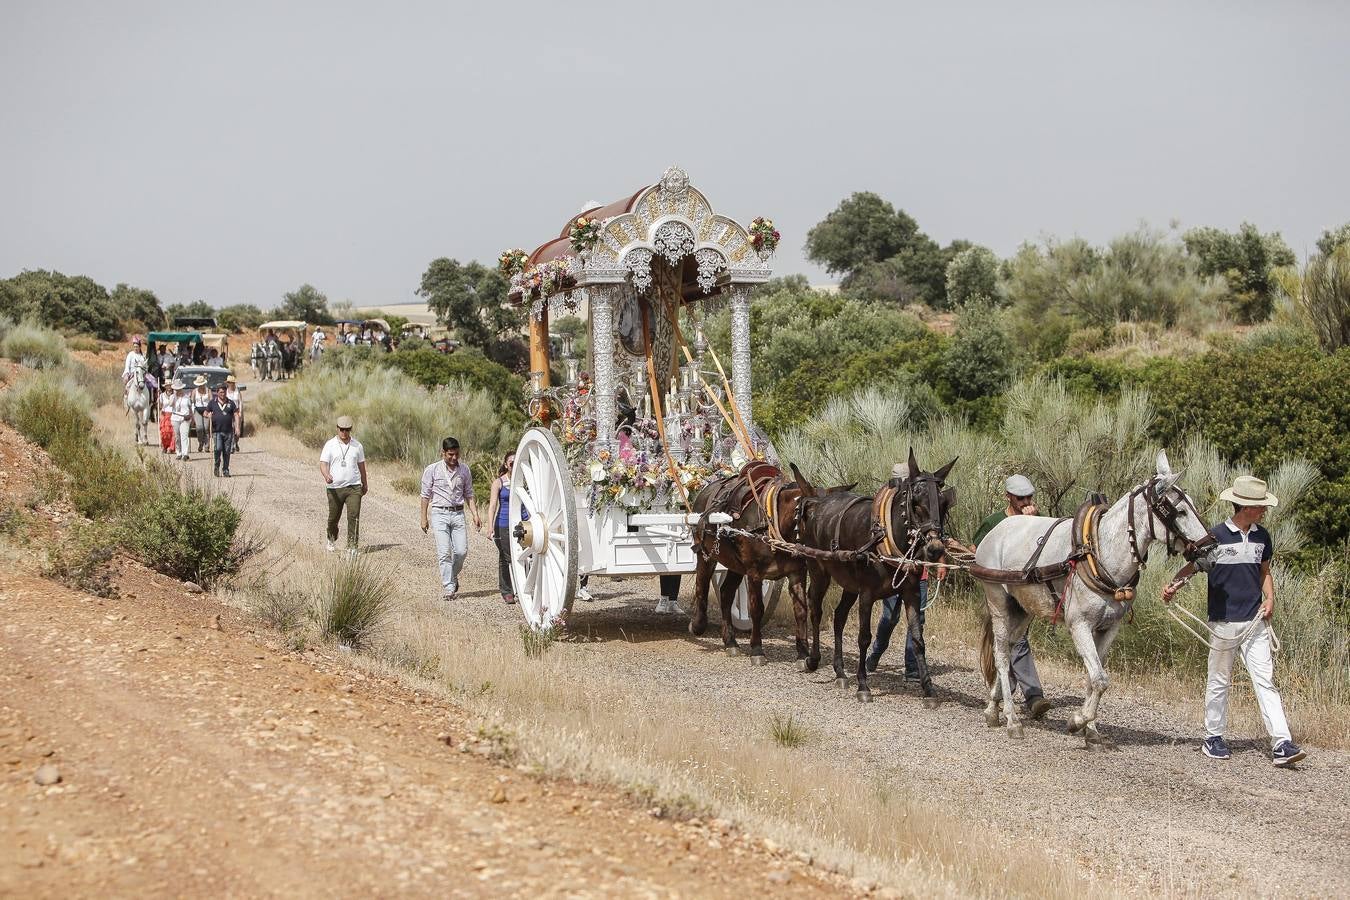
[433,504,464,511]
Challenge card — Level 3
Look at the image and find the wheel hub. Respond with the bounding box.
[515,518,547,555]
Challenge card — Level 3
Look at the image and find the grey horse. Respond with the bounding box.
[974,451,1217,744]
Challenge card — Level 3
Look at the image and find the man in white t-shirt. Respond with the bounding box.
[319,415,368,557]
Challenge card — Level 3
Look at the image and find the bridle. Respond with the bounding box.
[1125,477,1217,569]
[873,474,948,560]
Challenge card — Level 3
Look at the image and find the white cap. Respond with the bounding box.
[1005,474,1035,497]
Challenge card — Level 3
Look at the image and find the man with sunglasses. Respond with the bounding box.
[972,474,1051,719]
[319,415,367,558]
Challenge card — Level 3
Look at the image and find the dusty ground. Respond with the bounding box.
[0,382,850,898]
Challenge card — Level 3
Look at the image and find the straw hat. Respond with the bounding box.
[890,462,908,479]
[335,415,354,429]
[1219,475,1278,508]
[193,375,208,387]
[225,374,237,383]
[170,379,184,390]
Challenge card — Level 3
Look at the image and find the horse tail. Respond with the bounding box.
[979,607,996,687]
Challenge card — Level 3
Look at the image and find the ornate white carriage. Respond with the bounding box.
[506,166,781,629]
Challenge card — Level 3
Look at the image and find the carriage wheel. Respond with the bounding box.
[510,427,578,630]
[713,570,784,631]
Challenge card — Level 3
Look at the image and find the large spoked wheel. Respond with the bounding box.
[509,427,579,630]
[713,570,783,631]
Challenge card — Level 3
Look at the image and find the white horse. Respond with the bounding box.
[974,451,1217,744]
[263,339,284,381]
[123,363,151,444]
[250,342,268,381]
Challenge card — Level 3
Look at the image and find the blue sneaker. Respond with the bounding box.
[1202,736,1231,760]
[1272,740,1306,767]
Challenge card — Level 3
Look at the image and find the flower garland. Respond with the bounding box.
[568,215,602,254]
[498,248,529,278]
[748,217,780,255]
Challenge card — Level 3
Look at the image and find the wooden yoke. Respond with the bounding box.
[528,306,552,422]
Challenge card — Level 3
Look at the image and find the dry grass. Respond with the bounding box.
[769,712,809,748]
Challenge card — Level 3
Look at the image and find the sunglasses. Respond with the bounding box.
[338,427,352,432]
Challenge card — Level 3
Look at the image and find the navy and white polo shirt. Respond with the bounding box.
[1206,519,1273,622]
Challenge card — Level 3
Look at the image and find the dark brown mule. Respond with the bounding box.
[793,450,957,702]
[689,462,853,667]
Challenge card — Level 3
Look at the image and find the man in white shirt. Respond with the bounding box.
[123,338,147,384]
[319,415,368,557]
[310,328,325,361]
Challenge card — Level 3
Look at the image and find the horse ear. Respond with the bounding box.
[1156,449,1172,476]
[907,447,920,481]
[790,463,816,498]
[1158,469,1183,492]
[933,456,959,483]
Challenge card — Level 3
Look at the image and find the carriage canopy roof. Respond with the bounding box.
[258,320,307,330]
[147,331,203,344]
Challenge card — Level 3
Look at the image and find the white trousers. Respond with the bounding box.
[1205,619,1291,748]
[429,508,468,594]
[174,418,191,457]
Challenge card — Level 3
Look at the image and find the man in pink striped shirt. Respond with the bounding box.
[420,437,482,601]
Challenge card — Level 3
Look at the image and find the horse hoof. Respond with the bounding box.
[797,659,810,673]
[688,621,707,637]
[749,654,768,667]
[1067,715,1086,735]
[857,691,872,704]
[1008,724,1026,739]
[922,697,941,710]
[985,711,1001,728]
[834,677,848,690]
[724,646,741,657]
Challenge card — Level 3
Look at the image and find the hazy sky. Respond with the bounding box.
[3,1,1347,308]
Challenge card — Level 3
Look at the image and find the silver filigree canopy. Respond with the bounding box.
[659,165,690,201]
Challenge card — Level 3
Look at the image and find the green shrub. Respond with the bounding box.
[383,347,527,428]
[1146,344,1350,548]
[0,270,122,340]
[316,557,393,648]
[941,300,1017,402]
[769,713,809,748]
[125,483,245,585]
[0,371,93,449]
[50,439,163,520]
[258,364,514,466]
[1,321,69,369]
[391,475,421,495]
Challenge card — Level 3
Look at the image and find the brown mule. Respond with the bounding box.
[793,450,957,702]
[688,464,853,668]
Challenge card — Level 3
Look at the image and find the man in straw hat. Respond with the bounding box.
[319,415,367,558]
[1163,475,1305,767]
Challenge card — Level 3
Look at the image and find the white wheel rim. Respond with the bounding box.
[509,428,577,629]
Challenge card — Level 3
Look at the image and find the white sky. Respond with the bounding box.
[2,0,1346,307]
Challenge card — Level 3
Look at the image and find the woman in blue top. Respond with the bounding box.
[486,452,523,605]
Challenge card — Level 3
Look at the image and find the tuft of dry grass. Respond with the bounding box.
[315,557,395,649]
[769,712,808,748]
[519,623,557,658]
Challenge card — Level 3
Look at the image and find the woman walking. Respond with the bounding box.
[486,452,523,605]
[158,380,177,454]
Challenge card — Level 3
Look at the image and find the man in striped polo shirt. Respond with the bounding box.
[1163,475,1306,767]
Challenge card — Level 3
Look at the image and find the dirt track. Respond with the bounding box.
[195,374,1350,899]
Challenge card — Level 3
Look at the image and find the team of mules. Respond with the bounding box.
[688,449,1218,742]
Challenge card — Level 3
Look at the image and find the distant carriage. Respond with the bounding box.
[255,320,308,380]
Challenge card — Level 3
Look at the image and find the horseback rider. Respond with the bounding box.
[123,337,146,384]
[973,474,1051,720]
